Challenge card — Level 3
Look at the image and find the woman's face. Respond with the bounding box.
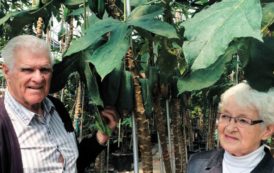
[217,96,272,156]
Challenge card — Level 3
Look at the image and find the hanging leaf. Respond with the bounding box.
[100,68,122,106]
[50,53,80,93]
[177,39,248,95]
[117,71,134,113]
[127,5,178,38]
[182,0,262,71]
[244,37,274,92]
[64,18,121,56]
[80,51,103,106]
[87,24,130,79]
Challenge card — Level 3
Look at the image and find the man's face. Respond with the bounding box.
[3,48,52,111]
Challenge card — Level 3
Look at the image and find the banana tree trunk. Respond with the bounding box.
[133,76,153,173]
[126,48,153,173]
[154,94,172,173]
[172,98,186,173]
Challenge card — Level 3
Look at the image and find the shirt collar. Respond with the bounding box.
[4,90,55,126]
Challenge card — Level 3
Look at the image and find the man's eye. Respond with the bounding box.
[40,68,52,74]
[238,118,250,124]
[21,68,33,73]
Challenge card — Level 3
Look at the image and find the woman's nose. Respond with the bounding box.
[225,119,239,132]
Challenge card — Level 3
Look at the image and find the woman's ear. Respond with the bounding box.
[262,124,274,140]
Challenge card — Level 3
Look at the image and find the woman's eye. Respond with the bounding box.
[221,114,230,120]
[238,118,250,124]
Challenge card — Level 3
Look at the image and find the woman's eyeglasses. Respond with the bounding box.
[217,113,264,127]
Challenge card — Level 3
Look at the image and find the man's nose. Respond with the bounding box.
[32,70,44,82]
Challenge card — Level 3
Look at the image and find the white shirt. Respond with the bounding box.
[4,90,79,173]
[223,145,265,173]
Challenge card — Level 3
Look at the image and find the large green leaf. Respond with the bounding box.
[88,24,130,79]
[177,39,248,95]
[64,18,121,56]
[182,0,262,71]
[177,55,229,95]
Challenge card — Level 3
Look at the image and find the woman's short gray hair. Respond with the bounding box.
[1,35,53,69]
[219,82,274,125]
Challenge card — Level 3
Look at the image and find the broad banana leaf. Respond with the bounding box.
[177,39,249,94]
[182,0,262,71]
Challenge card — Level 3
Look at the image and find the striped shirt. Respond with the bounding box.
[4,90,79,173]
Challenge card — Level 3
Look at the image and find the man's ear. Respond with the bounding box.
[262,124,274,140]
[2,64,10,79]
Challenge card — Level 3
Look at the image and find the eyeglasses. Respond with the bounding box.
[217,113,264,127]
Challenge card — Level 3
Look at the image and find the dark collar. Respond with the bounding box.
[205,147,274,173]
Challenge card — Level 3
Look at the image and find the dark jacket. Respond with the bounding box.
[0,96,105,173]
[187,148,274,173]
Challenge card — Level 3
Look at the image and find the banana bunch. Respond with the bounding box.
[88,0,105,19]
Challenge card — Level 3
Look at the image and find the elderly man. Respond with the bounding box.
[0,35,117,173]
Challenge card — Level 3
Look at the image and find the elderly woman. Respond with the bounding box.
[187,82,274,173]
